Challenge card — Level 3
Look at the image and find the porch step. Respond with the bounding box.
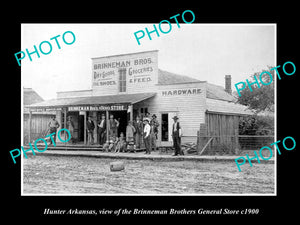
[23,144,146,152]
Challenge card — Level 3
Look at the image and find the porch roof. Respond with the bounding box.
[206,98,253,116]
[26,92,156,109]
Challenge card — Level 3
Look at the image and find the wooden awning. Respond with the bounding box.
[26,92,156,111]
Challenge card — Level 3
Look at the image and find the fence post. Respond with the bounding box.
[197,123,207,154]
[29,110,32,143]
[196,130,200,148]
[234,128,239,155]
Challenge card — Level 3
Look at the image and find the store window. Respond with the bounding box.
[161,113,168,141]
[118,68,126,92]
[140,107,148,117]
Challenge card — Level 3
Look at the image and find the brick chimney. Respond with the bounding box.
[225,75,232,94]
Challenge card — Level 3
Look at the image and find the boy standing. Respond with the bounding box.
[48,116,60,145]
[87,116,95,145]
[143,118,151,154]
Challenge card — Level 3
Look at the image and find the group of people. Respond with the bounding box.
[96,112,160,154]
[47,112,184,156]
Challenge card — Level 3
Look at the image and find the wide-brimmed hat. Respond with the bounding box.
[172,116,179,120]
[152,114,157,118]
[143,118,150,122]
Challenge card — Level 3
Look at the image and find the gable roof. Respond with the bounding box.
[206,83,236,102]
[158,69,202,85]
[158,69,236,102]
[23,88,44,106]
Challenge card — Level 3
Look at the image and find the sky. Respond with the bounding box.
[21,23,275,100]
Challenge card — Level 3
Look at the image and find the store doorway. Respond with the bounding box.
[78,114,84,142]
[161,112,177,146]
[109,111,128,137]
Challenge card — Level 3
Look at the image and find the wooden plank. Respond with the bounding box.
[29,110,32,143]
[84,111,87,145]
[238,135,274,138]
[64,108,67,145]
[106,110,109,143]
[198,137,213,155]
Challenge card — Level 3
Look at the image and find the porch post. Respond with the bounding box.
[84,111,87,145]
[106,110,109,142]
[64,107,67,144]
[93,111,97,144]
[129,104,133,122]
[28,110,32,143]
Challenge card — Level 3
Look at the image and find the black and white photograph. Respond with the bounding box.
[4,3,299,220]
[21,23,276,195]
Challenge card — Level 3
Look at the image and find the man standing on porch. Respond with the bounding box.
[97,114,106,145]
[108,114,119,139]
[143,118,151,154]
[87,116,95,145]
[133,115,143,149]
[48,116,60,145]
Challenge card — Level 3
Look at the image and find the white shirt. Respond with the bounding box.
[99,119,105,128]
[173,122,178,132]
[144,123,151,138]
[173,121,182,136]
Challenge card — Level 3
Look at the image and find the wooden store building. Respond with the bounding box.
[27,50,252,147]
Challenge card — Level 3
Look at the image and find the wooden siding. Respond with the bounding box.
[23,114,53,143]
[205,112,240,136]
[134,82,206,145]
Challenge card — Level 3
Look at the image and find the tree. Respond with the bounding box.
[234,66,275,114]
[239,115,274,135]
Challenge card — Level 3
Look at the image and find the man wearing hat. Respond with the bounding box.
[48,115,60,145]
[143,117,151,154]
[133,115,143,149]
[172,115,184,156]
[87,115,95,145]
[150,114,159,151]
[97,114,106,145]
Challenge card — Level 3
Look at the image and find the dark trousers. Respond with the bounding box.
[49,127,57,144]
[135,133,142,149]
[98,128,106,145]
[88,130,94,145]
[144,136,151,153]
[109,127,118,138]
[173,133,183,155]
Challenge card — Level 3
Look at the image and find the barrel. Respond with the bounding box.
[110,161,125,172]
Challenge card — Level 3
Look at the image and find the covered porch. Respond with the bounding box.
[26,92,156,146]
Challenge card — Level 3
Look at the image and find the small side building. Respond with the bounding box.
[23,88,56,143]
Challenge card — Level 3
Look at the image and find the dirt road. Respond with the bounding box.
[23,155,274,194]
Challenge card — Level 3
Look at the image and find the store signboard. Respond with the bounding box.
[68,104,128,111]
[28,107,62,112]
[91,50,158,95]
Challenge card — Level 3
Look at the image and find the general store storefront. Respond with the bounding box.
[27,50,251,147]
[27,92,156,145]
